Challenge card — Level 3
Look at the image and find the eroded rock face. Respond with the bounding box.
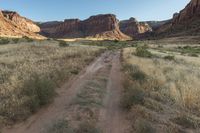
[41,19,83,38]
[172,0,200,25]
[0,10,43,38]
[40,14,130,40]
[119,17,152,37]
[156,0,200,36]
[2,11,40,33]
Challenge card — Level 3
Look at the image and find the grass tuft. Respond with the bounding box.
[134,119,155,133]
[135,46,152,58]
[47,120,74,133]
[23,74,56,112]
[163,55,175,61]
[59,40,69,47]
[76,121,100,133]
[0,38,10,45]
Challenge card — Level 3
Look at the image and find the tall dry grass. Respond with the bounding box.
[0,42,104,126]
[123,47,200,111]
[122,47,200,132]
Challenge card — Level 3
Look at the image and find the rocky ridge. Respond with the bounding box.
[40,14,130,40]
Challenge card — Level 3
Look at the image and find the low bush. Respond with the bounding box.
[123,64,147,82]
[131,70,147,82]
[23,36,34,42]
[134,119,155,133]
[23,74,56,112]
[164,55,175,61]
[114,39,119,43]
[121,82,145,110]
[12,38,20,44]
[188,53,198,57]
[47,120,74,133]
[76,121,100,133]
[135,46,152,58]
[0,38,10,45]
[59,41,69,47]
[171,115,199,129]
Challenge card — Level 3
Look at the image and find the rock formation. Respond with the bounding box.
[156,0,200,36]
[0,10,43,39]
[39,14,130,40]
[172,0,200,25]
[145,20,170,31]
[119,17,152,38]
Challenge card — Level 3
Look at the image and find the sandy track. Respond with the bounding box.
[2,52,111,133]
[98,51,129,133]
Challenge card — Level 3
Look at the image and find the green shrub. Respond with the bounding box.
[59,41,69,47]
[124,64,147,82]
[76,121,100,133]
[172,115,199,129]
[134,119,155,133]
[12,38,20,43]
[23,36,33,42]
[131,70,147,81]
[114,39,119,43]
[23,74,56,112]
[122,84,145,110]
[0,38,10,45]
[164,55,175,61]
[135,46,152,58]
[47,120,74,133]
[188,53,198,57]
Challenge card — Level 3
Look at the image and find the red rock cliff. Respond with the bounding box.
[0,10,43,38]
[2,11,40,33]
[119,18,152,37]
[40,14,130,40]
[156,0,200,36]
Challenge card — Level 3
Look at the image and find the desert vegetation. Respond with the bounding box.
[0,40,104,127]
[121,46,200,132]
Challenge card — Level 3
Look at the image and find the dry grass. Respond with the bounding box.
[0,41,104,127]
[121,47,200,132]
[123,47,200,111]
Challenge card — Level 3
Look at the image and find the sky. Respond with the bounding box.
[0,0,189,22]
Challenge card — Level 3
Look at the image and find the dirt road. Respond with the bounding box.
[98,51,129,133]
[2,51,128,133]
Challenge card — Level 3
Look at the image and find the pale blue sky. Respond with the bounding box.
[0,0,189,22]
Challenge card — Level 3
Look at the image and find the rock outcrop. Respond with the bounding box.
[39,14,130,40]
[119,18,152,37]
[156,0,200,36]
[0,10,43,39]
[2,11,40,33]
[172,0,200,25]
[145,20,170,31]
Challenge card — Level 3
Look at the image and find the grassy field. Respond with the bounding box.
[0,40,104,127]
[1,36,200,132]
[121,44,200,132]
